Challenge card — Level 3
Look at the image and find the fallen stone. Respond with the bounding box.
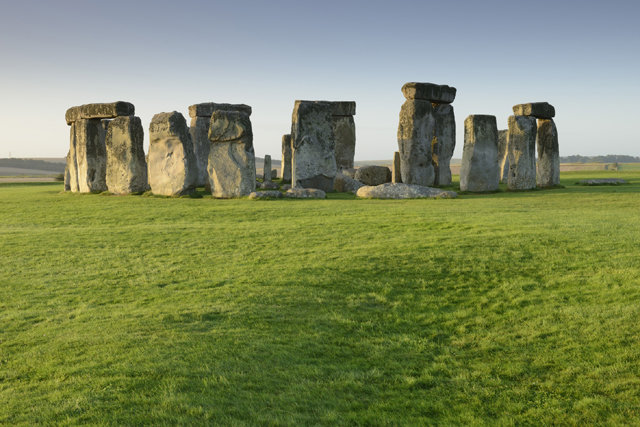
[432,104,456,186]
[249,190,283,199]
[281,134,292,182]
[401,82,457,103]
[460,115,499,192]
[263,154,272,182]
[536,119,560,187]
[188,102,252,118]
[512,102,555,119]
[259,180,279,190]
[354,165,391,186]
[578,178,628,186]
[285,187,326,199]
[356,183,457,199]
[65,101,135,125]
[333,172,364,193]
[105,116,148,194]
[392,151,402,183]
[148,112,197,196]
[498,129,509,183]
[330,101,356,116]
[208,110,256,198]
[507,115,537,190]
[397,99,435,186]
[189,116,211,187]
[291,100,337,192]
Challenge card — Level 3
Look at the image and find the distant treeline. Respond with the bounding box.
[0,158,65,172]
[560,155,640,163]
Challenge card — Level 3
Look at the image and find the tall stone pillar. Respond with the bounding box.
[263,155,272,182]
[105,116,148,194]
[507,115,537,190]
[433,104,456,186]
[331,102,356,171]
[280,134,292,183]
[460,115,499,192]
[536,119,560,187]
[188,102,252,187]
[392,151,402,183]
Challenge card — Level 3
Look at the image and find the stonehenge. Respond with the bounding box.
[536,119,559,187]
[207,110,256,198]
[507,115,537,190]
[189,102,252,187]
[460,115,499,192]
[290,100,337,192]
[331,102,356,171]
[263,155,272,182]
[148,112,197,196]
[105,115,148,194]
[281,134,292,183]
[397,82,456,187]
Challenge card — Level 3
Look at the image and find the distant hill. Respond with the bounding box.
[0,158,65,175]
[560,155,640,163]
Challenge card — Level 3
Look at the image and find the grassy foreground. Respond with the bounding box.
[1,170,640,425]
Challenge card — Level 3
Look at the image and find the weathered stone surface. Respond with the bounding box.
[578,178,627,185]
[392,151,402,183]
[354,165,391,186]
[397,99,435,186]
[356,183,457,199]
[281,134,292,182]
[281,184,292,191]
[341,168,356,179]
[207,110,256,198]
[66,102,135,125]
[432,104,456,186]
[64,152,71,191]
[291,101,337,192]
[512,102,555,119]
[67,124,79,192]
[271,169,278,179]
[507,115,537,190]
[330,101,356,116]
[259,180,279,190]
[148,112,197,196]
[460,115,499,192]
[73,118,107,193]
[105,116,148,194]
[285,187,326,199]
[249,190,283,199]
[333,115,356,170]
[189,116,211,187]
[263,155,272,182]
[188,103,252,118]
[401,82,457,103]
[498,130,509,183]
[333,172,364,193]
[536,119,560,187]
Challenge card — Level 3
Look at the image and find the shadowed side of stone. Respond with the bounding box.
[73,118,107,192]
[433,104,456,186]
[105,116,148,194]
[355,165,391,186]
[280,134,292,183]
[460,115,499,192]
[536,119,560,187]
[392,151,402,183]
[397,99,435,186]
[507,115,537,190]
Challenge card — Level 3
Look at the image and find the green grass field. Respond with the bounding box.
[1,170,639,424]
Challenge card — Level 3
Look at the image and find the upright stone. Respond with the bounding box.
[392,151,402,183]
[263,155,272,182]
[148,112,197,196]
[73,118,107,192]
[432,104,456,186]
[460,115,499,192]
[497,129,509,183]
[281,134,292,183]
[536,119,560,187]
[189,103,253,187]
[331,102,356,170]
[66,123,79,192]
[105,116,148,194]
[397,99,435,186]
[291,100,337,192]
[507,115,537,190]
[208,110,256,198]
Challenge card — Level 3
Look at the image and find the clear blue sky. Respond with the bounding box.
[0,0,638,159]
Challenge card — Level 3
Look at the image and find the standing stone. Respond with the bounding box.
[291,100,337,192]
[263,155,272,182]
[66,124,79,192]
[189,103,252,187]
[397,99,435,186]
[64,151,71,191]
[432,104,456,186]
[507,115,537,190]
[148,112,197,196]
[73,118,107,193]
[105,116,148,194]
[460,115,499,192]
[208,110,256,198]
[392,151,402,183]
[536,119,560,187]
[497,130,509,183]
[281,134,292,183]
[331,102,356,170]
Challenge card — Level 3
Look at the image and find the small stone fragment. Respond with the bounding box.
[356,183,457,199]
[249,191,283,199]
[334,172,364,193]
[285,187,327,199]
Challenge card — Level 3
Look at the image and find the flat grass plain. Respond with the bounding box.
[1,169,640,425]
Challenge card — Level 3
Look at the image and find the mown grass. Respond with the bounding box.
[1,170,640,425]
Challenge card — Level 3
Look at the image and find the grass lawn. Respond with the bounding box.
[1,170,639,424]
